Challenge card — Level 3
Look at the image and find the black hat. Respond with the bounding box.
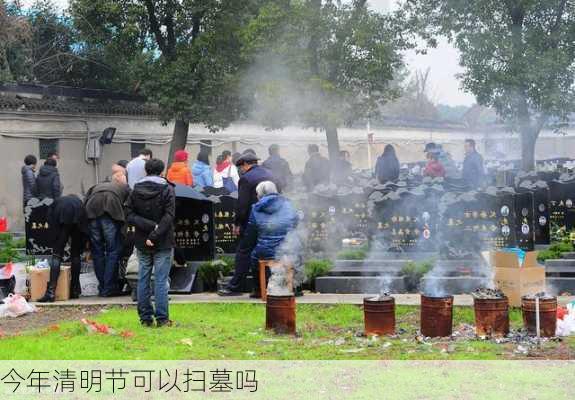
[424,142,437,153]
[235,153,259,166]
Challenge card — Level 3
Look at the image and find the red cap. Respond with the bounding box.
[174,150,188,162]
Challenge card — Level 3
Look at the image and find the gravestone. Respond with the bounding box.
[174,196,215,262]
[213,195,239,254]
[532,187,551,245]
[305,193,341,252]
[549,180,575,236]
[24,197,55,255]
[514,191,534,251]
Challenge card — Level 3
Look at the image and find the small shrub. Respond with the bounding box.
[336,249,367,260]
[537,240,574,263]
[402,260,434,292]
[304,259,333,291]
[198,258,235,291]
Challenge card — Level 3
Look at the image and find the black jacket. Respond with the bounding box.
[85,182,130,222]
[126,176,175,251]
[235,165,275,231]
[22,165,36,207]
[375,154,400,184]
[49,195,87,229]
[262,155,293,191]
[303,153,330,190]
[35,165,62,200]
[332,158,353,185]
[462,151,484,189]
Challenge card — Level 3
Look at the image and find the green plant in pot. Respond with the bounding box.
[198,258,235,292]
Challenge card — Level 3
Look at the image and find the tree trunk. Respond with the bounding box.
[325,125,340,167]
[520,129,537,172]
[168,119,189,166]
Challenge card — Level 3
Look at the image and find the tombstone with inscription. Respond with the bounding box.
[514,191,534,251]
[306,193,341,252]
[213,194,240,255]
[532,186,551,245]
[338,190,369,239]
[549,179,575,237]
[174,185,215,262]
[24,197,55,255]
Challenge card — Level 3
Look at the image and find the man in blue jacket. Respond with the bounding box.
[218,153,276,296]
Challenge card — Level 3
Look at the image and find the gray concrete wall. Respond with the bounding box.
[2,110,575,231]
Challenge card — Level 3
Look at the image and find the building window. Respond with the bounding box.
[39,139,59,159]
[200,140,212,156]
[130,142,146,159]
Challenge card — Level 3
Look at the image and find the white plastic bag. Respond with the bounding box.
[0,294,36,318]
[556,303,575,337]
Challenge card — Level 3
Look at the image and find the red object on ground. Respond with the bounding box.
[0,218,7,232]
[81,319,113,335]
[557,306,568,320]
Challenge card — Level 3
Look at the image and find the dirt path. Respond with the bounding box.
[0,305,110,335]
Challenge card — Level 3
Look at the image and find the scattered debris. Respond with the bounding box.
[179,338,193,347]
[472,288,506,299]
[81,319,113,335]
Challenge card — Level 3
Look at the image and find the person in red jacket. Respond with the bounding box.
[423,151,446,178]
[166,150,193,186]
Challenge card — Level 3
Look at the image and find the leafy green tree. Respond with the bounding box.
[242,0,407,162]
[70,0,265,163]
[0,1,30,82]
[404,0,575,171]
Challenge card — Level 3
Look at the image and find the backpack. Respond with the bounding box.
[222,165,237,193]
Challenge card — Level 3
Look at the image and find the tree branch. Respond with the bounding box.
[143,0,167,56]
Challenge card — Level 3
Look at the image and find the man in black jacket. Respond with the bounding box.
[126,159,175,327]
[21,154,37,209]
[262,144,293,191]
[302,144,330,190]
[218,152,275,296]
[85,181,130,297]
[35,158,62,199]
[462,139,485,189]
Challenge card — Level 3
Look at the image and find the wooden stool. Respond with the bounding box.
[258,259,294,302]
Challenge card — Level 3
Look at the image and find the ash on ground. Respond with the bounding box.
[472,288,506,299]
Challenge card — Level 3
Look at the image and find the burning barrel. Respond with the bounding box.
[420,295,453,337]
[363,296,395,336]
[473,297,509,337]
[521,295,557,337]
[266,295,296,335]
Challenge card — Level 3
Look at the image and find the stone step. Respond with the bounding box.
[315,276,406,294]
[560,252,575,260]
[546,277,575,295]
[545,259,575,268]
[348,251,438,260]
[334,260,411,268]
[329,268,404,276]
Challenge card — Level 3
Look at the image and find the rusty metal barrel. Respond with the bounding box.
[473,297,510,337]
[363,296,395,336]
[521,296,557,337]
[266,295,296,335]
[420,295,453,337]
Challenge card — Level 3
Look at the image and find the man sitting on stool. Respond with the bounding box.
[219,181,298,297]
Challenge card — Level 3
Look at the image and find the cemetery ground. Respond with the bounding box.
[0,302,574,360]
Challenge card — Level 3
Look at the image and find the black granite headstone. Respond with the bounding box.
[24,198,55,255]
[514,192,534,251]
[213,195,239,254]
[549,180,575,236]
[174,197,215,261]
[532,188,551,245]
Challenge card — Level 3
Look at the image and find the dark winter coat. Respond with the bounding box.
[375,154,400,184]
[35,165,62,200]
[462,151,485,189]
[262,155,293,191]
[332,159,353,185]
[49,195,86,228]
[85,182,130,223]
[126,176,175,251]
[245,193,298,260]
[235,165,275,231]
[21,165,36,207]
[303,153,331,190]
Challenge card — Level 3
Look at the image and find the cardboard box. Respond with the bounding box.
[491,251,545,307]
[29,266,70,301]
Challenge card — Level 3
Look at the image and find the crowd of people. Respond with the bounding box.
[19,139,484,326]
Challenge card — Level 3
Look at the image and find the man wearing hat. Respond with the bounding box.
[218,151,276,296]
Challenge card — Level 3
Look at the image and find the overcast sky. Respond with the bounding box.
[22,0,475,106]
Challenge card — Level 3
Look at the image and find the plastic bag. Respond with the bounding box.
[0,294,36,318]
[556,302,575,336]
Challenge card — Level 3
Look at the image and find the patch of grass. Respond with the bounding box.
[0,304,557,360]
